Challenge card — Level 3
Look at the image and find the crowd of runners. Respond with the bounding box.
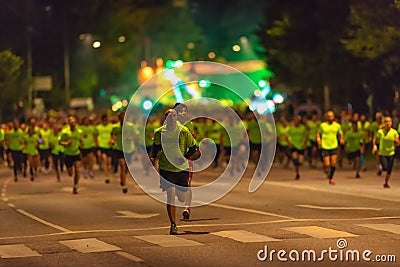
[0,106,399,195]
[1,105,399,235]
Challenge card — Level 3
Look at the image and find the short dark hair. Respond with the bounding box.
[173,103,188,112]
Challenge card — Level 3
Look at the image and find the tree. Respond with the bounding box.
[0,50,24,121]
[257,0,399,112]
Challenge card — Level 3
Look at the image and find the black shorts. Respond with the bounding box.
[114,149,124,160]
[321,149,337,157]
[98,148,113,157]
[64,154,81,168]
[347,150,360,160]
[80,148,94,157]
[308,140,318,148]
[291,148,305,155]
[159,169,189,192]
[250,142,262,152]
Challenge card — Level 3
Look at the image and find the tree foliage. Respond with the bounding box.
[258,0,400,111]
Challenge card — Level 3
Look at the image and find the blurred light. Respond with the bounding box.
[258,80,268,88]
[142,100,153,111]
[112,105,118,112]
[187,42,195,49]
[140,66,154,80]
[92,41,101,48]
[240,36,248,43]
[44,5,52,12]
[99,89,106,97]
[232,45,241,52]
[156,58,163,67]
[122,100,128,107]
[175,60,183,68]
[208,52,216,59]
[254,90,261,97]
[272,93,284,104]
[79,34,86,40]
[116,101,123,109]
[17,100,24,108]
[166,60,183,68]
[198,80,211,88]
[118,36,126,43]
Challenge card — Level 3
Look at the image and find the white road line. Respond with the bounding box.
[1,216,400,241]
[135,235,202,247]
[210,203,295,219]
[297,205,382,211]
[16,209,71,233]
[212,230,281,243]
[115,251,144,263]
[7,203,15,208]
[114,211,159,219]
[59,238,121,253]
[283,226,357,239]
[0,244,41,258]
[358,224,400,235]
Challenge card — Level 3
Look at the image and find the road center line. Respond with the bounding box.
[210,203,295,220]
[297,204,382,210]
[16,209,72,233]
[115,251,145,264]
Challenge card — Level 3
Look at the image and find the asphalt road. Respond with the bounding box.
[1,159,399,267]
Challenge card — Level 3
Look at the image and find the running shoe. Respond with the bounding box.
[182,209,190,220]
[122,187,128,194]
[329,179,336,185]
[73,186,78,194]
[105,177,110,184]
[355,173,360,178]
[14,176,18,182]
[295,174,300,180]
[170,223,178,235]
[383,183,390,189]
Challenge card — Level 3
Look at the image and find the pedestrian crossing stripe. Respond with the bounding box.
[212,230,281,243]
[134,235,202,247]
[59,238,121,253]
[0,244,41,258]
[282,226,357,239]
[358,224,400,235]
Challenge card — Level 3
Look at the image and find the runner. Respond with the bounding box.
[59,116,83,194]
[305,113,321,168]
[95,114,114,183]
[23,125,41,181]
[286,115,308,179]
[79,116,96,179]
[344,121,364,178]
[174,103,195,220]
[5,120,25,182]
[49,125,63,182]
[150,109,198,235]
[111,111,139,194]
[372,116,399,188]
[316,111,344,185]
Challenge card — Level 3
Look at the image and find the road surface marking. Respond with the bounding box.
[16,209,71,233]
[114,211,158,219]
[358,224,400,235]
[0,244,41,258]
[267,181,400,203]
[210,203,295,219]
[59,238,121,253]
[115,251,144,263]
[7,203,15,208]
[135,235,202,247]
[297,205,382,211]
[212,230,281,243]
[1,217,400,241]
[282,226,357,239]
